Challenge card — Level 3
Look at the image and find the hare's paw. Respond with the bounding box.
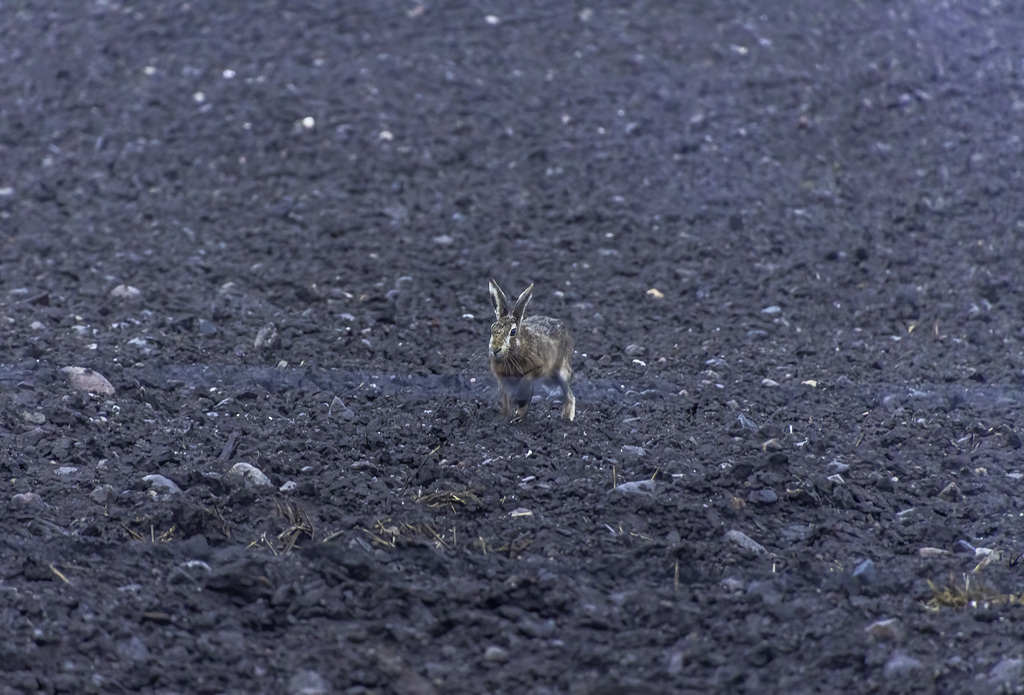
[510,405,529,424]
[562,396,576,421]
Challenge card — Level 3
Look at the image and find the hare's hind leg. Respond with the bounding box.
[557,363,576,421]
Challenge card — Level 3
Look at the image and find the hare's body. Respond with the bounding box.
[488,280,576,422]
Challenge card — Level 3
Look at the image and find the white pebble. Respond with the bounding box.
[110,284,142,300]
[483,645,509,662]
[229,462,273,487]
[62,366,115,396]
[143,474,182,495]
[865,618,903,643]
[612,479,656,495]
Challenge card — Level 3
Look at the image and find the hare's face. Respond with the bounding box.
[489,316,519,359]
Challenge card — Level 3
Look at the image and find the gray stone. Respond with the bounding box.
[143,474,182,495]
[952,540,975,555]
[115,636,150,663]
[747,489,778,504]
[989,658,1024,687]
[90,484,118,505]
[725,530,766,555]
[10,492,46,509]
[20,410,45,425]
[865,617,903,643]
[61,366,115,396]
[937,481,962,502]
[883,653,923,679]
[288,669,329,695]
[483,645,509,663]
[229,462,273,488]
[110,284,142,300]
[54,466,78,477]
[852,559,876,584]
[620,445,646,457]
[254,323,280,350]
[611,479,656,495]
[826,460,850,475]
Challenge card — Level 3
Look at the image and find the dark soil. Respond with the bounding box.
[3,1,1024,693]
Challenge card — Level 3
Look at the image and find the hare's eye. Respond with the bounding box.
[510,327,517,337]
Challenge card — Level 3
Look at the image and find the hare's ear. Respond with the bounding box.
[512,283,534,322]
[489,279,510,320]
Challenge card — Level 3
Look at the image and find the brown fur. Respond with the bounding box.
[488,280,576,422]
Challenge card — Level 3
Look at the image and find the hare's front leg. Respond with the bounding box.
[497,377,516,416]
[510,379,535,423]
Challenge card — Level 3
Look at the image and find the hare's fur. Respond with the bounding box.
[488,279,576,423]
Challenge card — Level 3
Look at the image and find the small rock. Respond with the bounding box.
[110,284,142,300]
[483,646,509,663]
[952,540,976,555]
[720,577,745,592]
[852,559,876,584]
[10,492,45,509]
[61,366,115,396]
[918,547,950,558]
[198,319,218,336]
[747,489,778,504]
[826,474,845,484]
[115,636,150,663]
[254,323,280,350]
[883,653,923,679]
[725,529,766,555]
[20,411,45,425]
[279,481,297,492]
[866,618,903,643]
[287,669,329,695]
[330,397,355,420]
[612,479,657,495]
[143,474,182,495]
[54,466,78,477]
[624,344,645,357]
[826,460,850,475]
[228,462,273,487]
[620,445,646,457]
[736,413,758,431]
[90,484,118,505]
[989,658,1024,687]
[937,481,962,502]
[761,438,783,452]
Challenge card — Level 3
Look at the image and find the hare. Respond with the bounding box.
[488,279,576,423]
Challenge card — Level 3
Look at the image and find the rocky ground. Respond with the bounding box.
[3,1,1024,693]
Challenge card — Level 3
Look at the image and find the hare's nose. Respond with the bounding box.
[492,348,502,357]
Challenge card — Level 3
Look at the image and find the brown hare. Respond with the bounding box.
[488,279,576,423]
